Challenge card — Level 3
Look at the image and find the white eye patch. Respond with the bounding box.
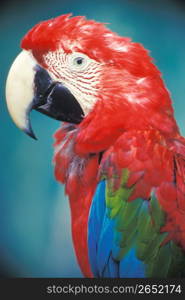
[43,49,103,116]
[67,52,91,72]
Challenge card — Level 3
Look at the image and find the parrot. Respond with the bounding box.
[5,14,185,278]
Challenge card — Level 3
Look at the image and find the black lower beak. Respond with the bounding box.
[28,65,84,138]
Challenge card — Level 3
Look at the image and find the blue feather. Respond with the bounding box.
[119,248,145,278]
[88,181,146,278]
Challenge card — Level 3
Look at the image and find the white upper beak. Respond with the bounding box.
[6,49,86,138]
[6,50,37,137]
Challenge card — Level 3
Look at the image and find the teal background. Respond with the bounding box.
[0,0,185,277]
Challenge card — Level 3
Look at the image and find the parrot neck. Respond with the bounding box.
[74,96,179,156]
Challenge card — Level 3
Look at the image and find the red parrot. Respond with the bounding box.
[6,14,185,277]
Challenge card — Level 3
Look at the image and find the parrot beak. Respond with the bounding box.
[6,50,84,139]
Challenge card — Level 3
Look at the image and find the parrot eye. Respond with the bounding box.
[74,57,84,65]
[68,52,90,71]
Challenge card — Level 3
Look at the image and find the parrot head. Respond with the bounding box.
[6,14,178,150]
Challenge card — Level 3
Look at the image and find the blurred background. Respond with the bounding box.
[0,0,185,277]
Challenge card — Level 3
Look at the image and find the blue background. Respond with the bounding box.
[1,0,185,277]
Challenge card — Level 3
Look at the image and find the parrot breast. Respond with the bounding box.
[53,123,100,277]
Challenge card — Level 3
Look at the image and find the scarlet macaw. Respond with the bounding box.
[5,14,185,278]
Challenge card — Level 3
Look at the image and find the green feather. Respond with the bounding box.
[146,243,172,277]
[105,169,185,277]
[166,242,185,277]
[106,169,133,219]
[150,192,166,231]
